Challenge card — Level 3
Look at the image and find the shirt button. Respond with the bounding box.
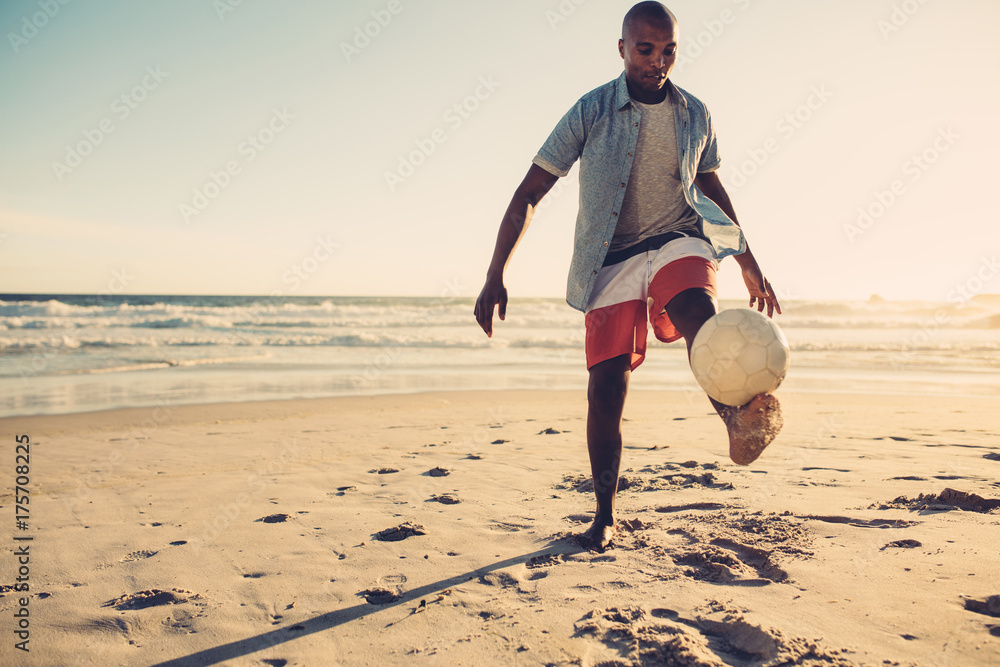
[627,152,632,157]
[634,122,638,127]
[612,212,617,217]
[620,183,625,187]
[603,241,609,246]
[592,270,598,275]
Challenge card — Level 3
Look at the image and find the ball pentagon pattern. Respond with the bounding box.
[689,308,790,407]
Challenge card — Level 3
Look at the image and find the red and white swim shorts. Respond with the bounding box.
[584,232,718,371]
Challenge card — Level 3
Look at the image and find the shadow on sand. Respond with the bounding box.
[151,537,581,666]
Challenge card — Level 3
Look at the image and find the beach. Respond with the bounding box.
[2,388,998,666]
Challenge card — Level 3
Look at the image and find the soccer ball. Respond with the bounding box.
[690,308,790,407]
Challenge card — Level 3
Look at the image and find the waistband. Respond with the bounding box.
[601,230,690,267]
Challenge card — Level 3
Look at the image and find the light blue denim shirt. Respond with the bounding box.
[532,71,746,312]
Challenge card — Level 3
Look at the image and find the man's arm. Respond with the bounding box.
[474,164,560,337]
[694,170,781,317]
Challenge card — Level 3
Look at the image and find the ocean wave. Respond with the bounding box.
[0,333,495,351]
[131,316,234,329]
[55,354,273,375]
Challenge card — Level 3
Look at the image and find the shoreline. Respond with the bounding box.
[5,377,1000,423]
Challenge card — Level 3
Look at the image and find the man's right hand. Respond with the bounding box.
[472,164,560,338]
[474,275,507,338]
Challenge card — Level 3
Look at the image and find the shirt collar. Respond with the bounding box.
[615,71,688,110]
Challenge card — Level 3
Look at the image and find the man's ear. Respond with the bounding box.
[618,38,625,59]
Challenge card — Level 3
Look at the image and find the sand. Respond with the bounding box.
[1,389,998,666]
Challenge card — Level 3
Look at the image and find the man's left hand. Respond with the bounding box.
[739,254,781,317]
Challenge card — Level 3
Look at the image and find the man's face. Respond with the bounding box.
[618,17,678,99]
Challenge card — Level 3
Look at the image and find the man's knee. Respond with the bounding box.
[588,354,629,408]
[666,288,717,338]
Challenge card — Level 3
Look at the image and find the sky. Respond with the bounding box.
[0,0,998,303]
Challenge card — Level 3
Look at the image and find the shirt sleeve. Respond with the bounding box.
[533,99,587,178]
[697,109,721,173]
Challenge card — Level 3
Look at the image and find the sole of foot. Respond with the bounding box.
[726,393,783,466]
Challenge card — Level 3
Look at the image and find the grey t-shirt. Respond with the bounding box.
[609,95,701,251]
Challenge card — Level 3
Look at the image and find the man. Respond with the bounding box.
[474,2,782,551]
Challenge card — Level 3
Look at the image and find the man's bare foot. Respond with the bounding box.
[723,393,783,465]
[577,519,616,552]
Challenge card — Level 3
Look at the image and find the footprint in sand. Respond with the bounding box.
[427,467,451,476]
[161,607,197,634]
[119,549,158,563]
[103,588,201,611]
[618,518,651,533]
[369,468,399,474]
[490,520,533,532]
[258,513,291,523]
[428,494,460,505]
[359,588,399,605]
[526,554,564,569]
[374,522,425,541]
[380,574,407,587]
[881,539,922,550]
[709,538,788,582]
[674,545,779,585]
[479,572,522,590]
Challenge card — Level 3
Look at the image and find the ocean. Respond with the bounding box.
[1,293,998,417]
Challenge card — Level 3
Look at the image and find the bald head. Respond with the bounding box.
[622,1,677,43]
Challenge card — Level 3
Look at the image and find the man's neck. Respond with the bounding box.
[626,78,669,105]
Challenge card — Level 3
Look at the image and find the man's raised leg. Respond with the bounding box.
[665,288,783,465]
[580,353,631,551]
